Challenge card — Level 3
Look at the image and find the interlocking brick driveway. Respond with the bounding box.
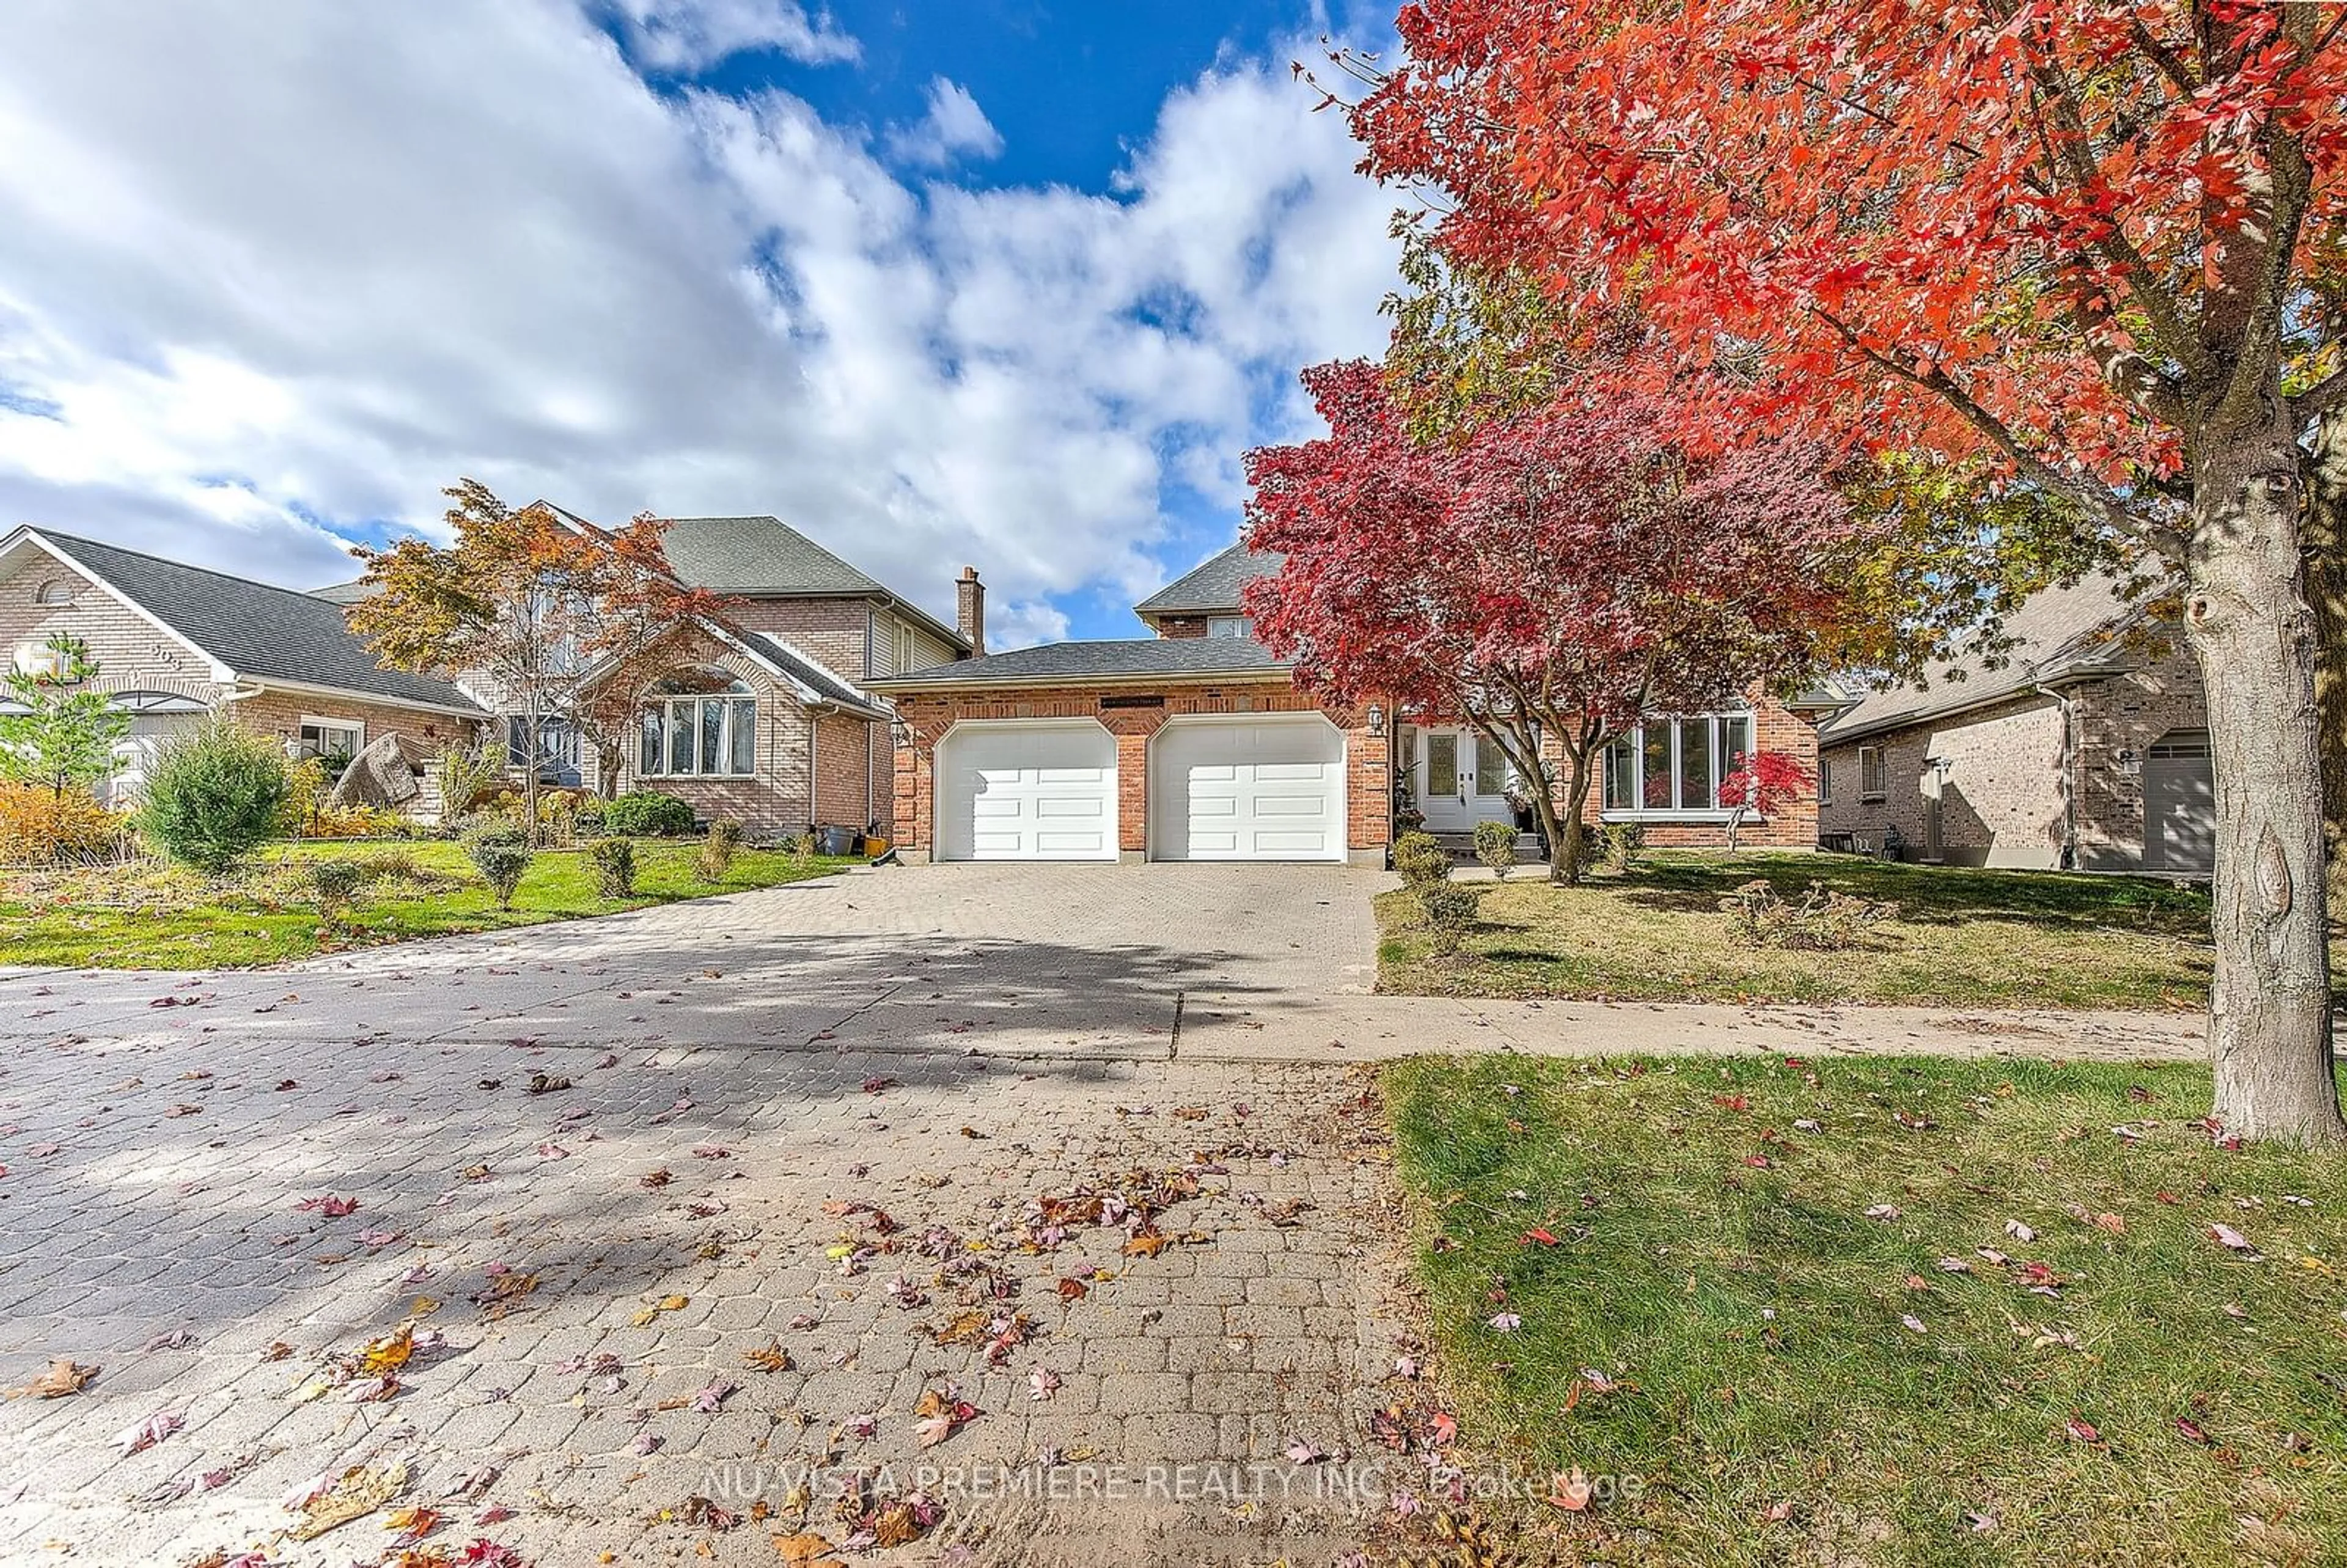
[0,866,1424,1566]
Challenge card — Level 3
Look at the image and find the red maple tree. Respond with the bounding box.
[1345,1,2347,1139]
[1244,359,1862,881]
[1719,752,1814,855]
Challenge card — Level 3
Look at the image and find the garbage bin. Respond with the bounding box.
[815,824,856,857]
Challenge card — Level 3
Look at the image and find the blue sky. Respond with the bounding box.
[0,1,1403,645]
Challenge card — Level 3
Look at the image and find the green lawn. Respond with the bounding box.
[0,839,859,969]
[1379,851,2229,1009]
[1383,1052,2347,1566]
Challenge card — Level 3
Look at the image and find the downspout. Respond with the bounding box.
[2036,683,2078,870]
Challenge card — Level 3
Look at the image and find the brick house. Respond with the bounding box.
[1816,575,2214,873]
[0,526,486,804]
[874,543,1833,865]
[320,510,983,843]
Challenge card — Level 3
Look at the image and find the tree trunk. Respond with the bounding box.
[2189,423,2343,1143]
[2307,406,2347,868]
[1549,748,1593,885]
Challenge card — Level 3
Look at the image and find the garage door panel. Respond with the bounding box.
[938,723,1119,861]
[1152,718,1346,863]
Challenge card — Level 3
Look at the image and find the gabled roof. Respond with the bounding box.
[1822,574,2158,745]
[1133,542,1281,618]
[643,513,970,654]
[4,527,483,716]
[870,636,1290,689]
[307,579,371,604]
[730,626,889,718]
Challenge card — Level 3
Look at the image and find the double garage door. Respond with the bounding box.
[933,716,1345,862]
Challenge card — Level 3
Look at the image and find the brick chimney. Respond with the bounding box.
[955,566,986,656]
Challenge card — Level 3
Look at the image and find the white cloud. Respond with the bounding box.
[0,1,1398,645]
[884,78,1006,169]
[606,0,858,72]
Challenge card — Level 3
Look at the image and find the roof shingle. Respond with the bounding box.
[1823,574,2157,744]
[26,530,482,713]
[1133,542,1281,617]
[874,636,1290,686]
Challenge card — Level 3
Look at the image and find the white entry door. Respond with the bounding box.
[1150,715,1346,862]
[1416,727,1515,832]
[935,720,1118,861]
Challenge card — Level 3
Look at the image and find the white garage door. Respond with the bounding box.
[936,720,1118,862]
[2144,729,2216,874]
[1151,716,1346,862]
[109,711,204,807]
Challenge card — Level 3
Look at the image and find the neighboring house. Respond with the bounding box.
[0,526,485,805]
[1817,575,2213,873]
[873,543,1832,865]
[316,511,982,841]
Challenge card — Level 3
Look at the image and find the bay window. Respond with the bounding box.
[638,672,757,779]
[1601,712,1756,817]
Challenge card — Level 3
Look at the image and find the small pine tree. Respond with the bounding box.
[136,719,291,874]
[0,637,131,799]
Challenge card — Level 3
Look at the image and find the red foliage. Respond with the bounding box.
[1347,1,2347,526]
[1243,359,1862,874]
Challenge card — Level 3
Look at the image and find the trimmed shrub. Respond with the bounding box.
[1719,879,1899,951]
[136,719,291,874]
[463,821,534,909]
[1473,820,1519,879]
[590,835,636,899]
[1419,881,1482,956]
[1598,822,1645,875]
[694,819,743,882]
[0,783,125,866]
[309,858,367,925]
[1393,830,1451,892]
[601,791,696,837]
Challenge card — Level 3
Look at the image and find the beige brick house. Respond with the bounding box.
[0,526,486,804]
[1817,576,2214,873]
[320,510,983,842]
[875,543,1833,865]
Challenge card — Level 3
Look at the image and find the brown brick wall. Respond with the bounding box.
[2070,643,2208,872]
[1816,647,2209,872]
[1152,617,1210,639]
[730,597,872,687]
[889,681,1390,861]
[231,689,479,758]
[1820,692,2069,868]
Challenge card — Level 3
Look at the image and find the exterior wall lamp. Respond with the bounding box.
[1367,703,1386,736]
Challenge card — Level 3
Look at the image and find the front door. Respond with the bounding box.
[1417,727,1515,832]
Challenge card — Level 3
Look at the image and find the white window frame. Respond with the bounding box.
[1598,712,1757,822]
[1207,615,1254,639]
[297,716,365,762]
[637,689,757,779]
[893,620,916,675]
[1859,745,1888,802]
[33,578,75,606]
[1818,755,1834,806]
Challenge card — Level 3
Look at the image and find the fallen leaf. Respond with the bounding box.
[384,1504,442,1544]
[631,1294,689,1326]
[2212,1223,2254,1251]
[1521,1226,1562,1246]
[1029,1368,1061,1401]
[295,1195,361,1217]
[741,1341,794,1373]
[1549,1467,1593,1511]
[115,1410,183,1454]
[10,1358,97,1399]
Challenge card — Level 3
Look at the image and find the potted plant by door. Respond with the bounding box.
[1394,777,1425,836]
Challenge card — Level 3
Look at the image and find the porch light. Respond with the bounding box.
[889,716,912,747]
[1367,703,1386,736]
